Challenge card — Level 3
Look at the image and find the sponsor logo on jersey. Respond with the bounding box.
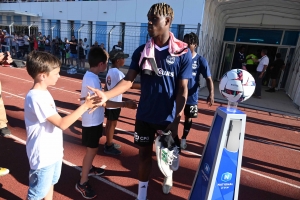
[106,76,111,86]
[192,63,197,69]
[166,55,175,65]
[157,68,174,77]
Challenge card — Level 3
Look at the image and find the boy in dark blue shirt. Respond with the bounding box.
[181,32,214,150]
[88,3,192,199]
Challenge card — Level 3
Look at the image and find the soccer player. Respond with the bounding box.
[87,3,192,199]
[181,32,214,150]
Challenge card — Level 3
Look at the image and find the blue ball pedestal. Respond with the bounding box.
[188,106,246,200]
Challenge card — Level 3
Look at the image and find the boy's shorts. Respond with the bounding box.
[134,120,169,147]
[184,104,198,118]
[70,53,78,59]
[27,160,62,200]
[105,108,121,121]
[82,123,103,148]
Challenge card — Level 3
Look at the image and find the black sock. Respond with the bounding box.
[182,120,192,139]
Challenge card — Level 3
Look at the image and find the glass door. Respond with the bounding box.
[286,47,299,98]
[217,43,236,80]
[275,47,288,89]
[281,48,295,89]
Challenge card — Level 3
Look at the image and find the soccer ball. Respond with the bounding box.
[219,69,256,103]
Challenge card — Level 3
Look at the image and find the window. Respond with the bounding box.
[70,21,75,38]
[177,25,185,41]
[282,31,299,46]
[236,29,283,44]
[223,28,236,41]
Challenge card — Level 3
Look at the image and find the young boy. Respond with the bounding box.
[76,47,136,199]
[24,51,98,200]
[181,32,214,150]
[87,3,192,199]
[104,49,129,155]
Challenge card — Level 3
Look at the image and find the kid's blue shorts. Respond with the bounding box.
[27,160,62,199]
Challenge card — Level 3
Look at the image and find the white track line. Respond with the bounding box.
[3,83,300,190]
[0,73,80,95]
[8,134,137,198]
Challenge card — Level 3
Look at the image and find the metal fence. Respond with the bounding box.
[1,21,198,58]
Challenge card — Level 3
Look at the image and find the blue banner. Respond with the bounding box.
[190,114,223,199]
[212,149,238,199]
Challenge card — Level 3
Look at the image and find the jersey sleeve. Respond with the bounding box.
[178,49,193,79]
[129,45,144,73]
[32,96,58,123]
[198,56,211,79]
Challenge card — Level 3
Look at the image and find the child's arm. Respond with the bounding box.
[131,82,141,89]
[47,93,99,130]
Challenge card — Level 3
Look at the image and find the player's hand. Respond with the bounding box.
[207,94,214,107]
[83,92,101,110]
[87,86,108,106]
[123,100,138,109]
[165,122,179,138]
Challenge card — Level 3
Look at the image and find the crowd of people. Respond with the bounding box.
[0,29,108,70]
[0,3,217,200]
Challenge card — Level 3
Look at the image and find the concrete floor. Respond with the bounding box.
[199,82,300,117]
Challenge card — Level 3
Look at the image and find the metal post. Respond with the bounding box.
[77,24,85,67]
[50,25,56,40]
[196,23,201,53]
[28,23,34,52]
[107,25,116,72]
[8,22,14,54]
[9,22,14,35]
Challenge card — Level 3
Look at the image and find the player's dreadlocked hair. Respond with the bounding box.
[147,3,174,20]
[184,32,199,46]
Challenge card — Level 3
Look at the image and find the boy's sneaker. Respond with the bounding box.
[75,181,97,199]
[80,165,105,177]
[169,146,180,171]
[0,167,9,176]
[103,143,121,149]
[162,174,173,194]
[155,136,173,177]
[104,144,122,155]
[180,139,187,149]
[0,127,11,137]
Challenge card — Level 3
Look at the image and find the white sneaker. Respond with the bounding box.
[162,174,173,194]
[170,146,180,171]
[155,136,173,177]
[69,65,73,69]
[181,139,187,149]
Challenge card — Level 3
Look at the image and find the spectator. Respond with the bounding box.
[112,41,123,51]
[232,46,246,69]
[252,48,269,99]
[100,43,106,50]
[0,51,13,137]
[68,35,78,69]
[265,53,285,92]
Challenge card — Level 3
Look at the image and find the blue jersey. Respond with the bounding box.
[130,44,192,125]
[186,54,211,105]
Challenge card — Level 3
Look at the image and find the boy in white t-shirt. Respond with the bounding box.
[24,51,98,200]
[76,47,136,199]
[104,49,129,155]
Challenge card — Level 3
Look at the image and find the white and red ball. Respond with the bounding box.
[219,69,256,102]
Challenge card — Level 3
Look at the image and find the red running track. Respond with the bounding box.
[0,66,300,200]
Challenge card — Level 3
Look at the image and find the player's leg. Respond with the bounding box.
[104,108,121,155]
[181,104,197,149]
[134,120,156,200]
